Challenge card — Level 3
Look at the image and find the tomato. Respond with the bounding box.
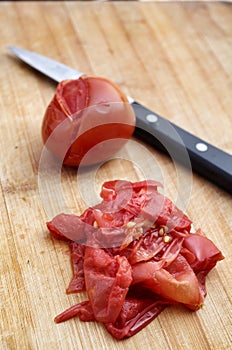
[41,76,136,166]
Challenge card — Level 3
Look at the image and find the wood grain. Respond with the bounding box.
[0,2,231,349]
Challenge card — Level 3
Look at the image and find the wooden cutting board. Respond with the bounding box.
[0,2,231,349]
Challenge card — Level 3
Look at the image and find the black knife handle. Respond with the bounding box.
[132,101,232,194]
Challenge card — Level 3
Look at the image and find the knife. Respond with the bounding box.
[8,46,232,194]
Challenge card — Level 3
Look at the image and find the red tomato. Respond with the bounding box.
[42,76,136,166]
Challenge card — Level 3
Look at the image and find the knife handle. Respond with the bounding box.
[132,101,232,194]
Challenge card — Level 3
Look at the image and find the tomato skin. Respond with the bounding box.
[47,180,224,339]
[182,231,225,273]
[42,76,136,166]
[84,247,132,323]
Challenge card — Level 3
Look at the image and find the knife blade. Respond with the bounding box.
[8,46,232,194]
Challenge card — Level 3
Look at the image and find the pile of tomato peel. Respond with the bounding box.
[47,180,224,340]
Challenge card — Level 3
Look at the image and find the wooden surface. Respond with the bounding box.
[0,1,232,349]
